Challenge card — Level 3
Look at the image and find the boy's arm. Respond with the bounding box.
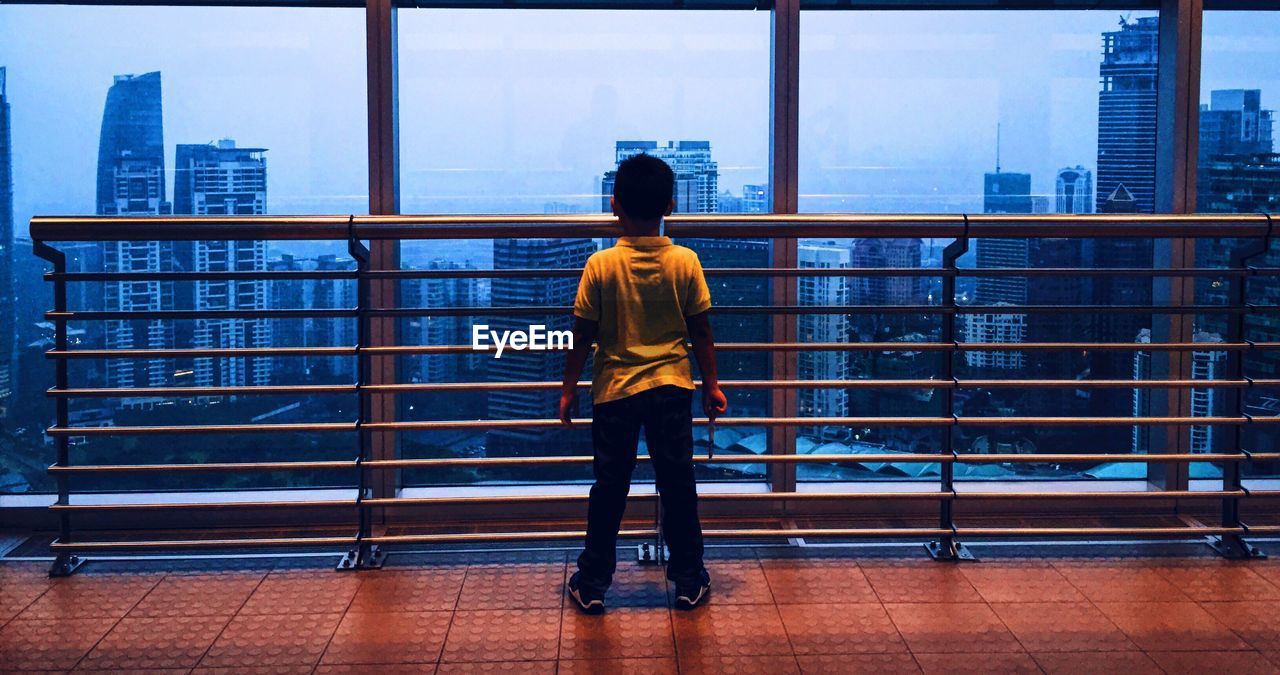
[559,316,599,426]
[686,311,728,420]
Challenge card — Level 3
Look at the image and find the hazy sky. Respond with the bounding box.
[1,6,1277,237]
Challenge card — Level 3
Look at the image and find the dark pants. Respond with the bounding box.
[577,385,707,592]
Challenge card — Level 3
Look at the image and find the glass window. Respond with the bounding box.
[396,9,773,487]
[398,9,770,215]
[797,10,1159,481]
[0,5,368,493]
[1196,11,1280,478]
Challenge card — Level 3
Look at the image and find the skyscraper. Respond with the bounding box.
[1199,90,1274,161]
[407,259,488,384]
[967,170,1031,371]
[977,171,1032,305]
[97,72,174,394]
[601,141,719,214]
[487,238,597,454]
[1092,19,1158,446]
[1056,166,1094,214]
[1195,89,1279,457]
[1097,16,1159,214]
[798,242,850,438]
[741,185,769,214]
[0,68,13,413]
[173,140,271,388]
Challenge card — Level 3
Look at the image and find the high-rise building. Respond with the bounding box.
[267,254,357,382]
[969,170,1031,371]
[798,242,850,437]
[1056,166,1094,214]
[1093,18,1159,445]
[601,141,719,214]
[406,259,488,384]
[962,313,1027,370]
[0,68,14,414]
[977,171,1032,306]
[97,72,175,394]
[309,255,358,382]
[1194,91,1279,456]
[486,238,596,454]
[849,238,926,308]
[1097,16,1159,214]
[173,139,271,389]
[741,185,769,214]
[1132,329,1227,454]
[1199,90,1274,161]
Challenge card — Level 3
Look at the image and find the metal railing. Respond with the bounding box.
[30,212,1280,574]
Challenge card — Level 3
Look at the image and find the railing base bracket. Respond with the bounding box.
[1207,535,1267,560]
[336,545,387,571]
[49,554,84,578]
[926,540,976,562]
[637,543,668,566]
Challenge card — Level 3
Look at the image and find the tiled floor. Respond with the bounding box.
[4,546,1280,673]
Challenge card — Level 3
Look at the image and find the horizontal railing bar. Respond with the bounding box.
[46,270,357,282]
[50,500,357,512]
[43,452,1280,476]
[50,523,1261,553]
[365,530,658,545]
[30,213,1274,243]
[363,416,1280,432]
[48,385,358,397]
[48,461,357,474]
[43,267,1280,282]
[357,305,1275,318]
[40,377,1280,399]
[47,422,357,436]
[372,266,1280,280]
[45,342,1280,361]
[47,309,357,321]
[42,306,1280,323]
[359,490,1240,507]
[50,536,359,551]
[329,342,1280,355]
[362,452,1269,470]
[47,347,357,359]
[955,526,1246,537]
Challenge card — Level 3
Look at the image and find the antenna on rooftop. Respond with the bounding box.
[995,123,1001,173]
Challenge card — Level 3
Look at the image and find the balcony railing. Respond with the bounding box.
[29,212,1280,575]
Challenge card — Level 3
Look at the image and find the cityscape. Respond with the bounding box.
[1,16,1278,492]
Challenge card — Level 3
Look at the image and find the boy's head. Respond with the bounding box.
[611,153,675,234]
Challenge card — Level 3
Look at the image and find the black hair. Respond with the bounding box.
[613,153,674,221]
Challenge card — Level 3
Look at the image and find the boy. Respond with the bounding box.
[558,153,728,614]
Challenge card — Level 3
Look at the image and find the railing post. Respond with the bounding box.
[338,219,385,570]
[927,219,974,562]
[1209,214,1272,560]
[35,240,83,577]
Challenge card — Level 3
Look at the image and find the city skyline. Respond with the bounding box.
[1,8,1274,236]
[0,9,1278,492]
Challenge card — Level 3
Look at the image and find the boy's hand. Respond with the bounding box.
[702,385,728,421]
[558,388,578,426]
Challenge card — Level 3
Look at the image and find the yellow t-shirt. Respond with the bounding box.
[573,236,713,404]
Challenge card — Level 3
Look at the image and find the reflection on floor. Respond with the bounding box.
[4,541,1280,673]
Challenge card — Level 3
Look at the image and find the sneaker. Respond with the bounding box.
[673,571,711,610]
[567,571,605,614]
